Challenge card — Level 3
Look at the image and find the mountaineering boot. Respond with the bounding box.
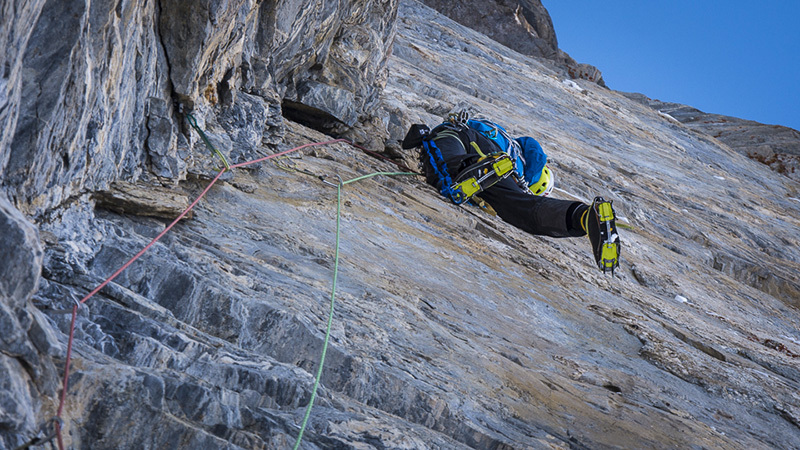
[582,197,621,274]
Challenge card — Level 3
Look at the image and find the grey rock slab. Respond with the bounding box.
[33,117,800,447]
[0,191,59,449]
[0,0,47,177]
[1,0,800,448]
[0,194,42,305]
[2,0,397,219]
[3,0,167,216]
[624,91,800,182]
[419,0,604,85]
[92,181,194,220]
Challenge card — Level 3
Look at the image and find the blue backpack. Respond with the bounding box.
[402,117,549,204]
[466,118,548,187]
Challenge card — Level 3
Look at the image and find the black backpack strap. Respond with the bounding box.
[420,131,467,203]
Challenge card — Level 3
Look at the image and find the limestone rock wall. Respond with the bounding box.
[0,0,46,175]
[624,92,800,182]
[2,0,800,449]
[1,0,398,447]
[0,194,60,448]
[0,2,61,445]
[419,0,605,85]
[0,0,397,218]
[419,0,558,60]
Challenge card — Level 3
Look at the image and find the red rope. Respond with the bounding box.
[54,304,77,450]
[52,138,361,449]
[229,139,347,169]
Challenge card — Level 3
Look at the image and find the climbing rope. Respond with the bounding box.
[291,169,414,449]
[292,175,343,449]
[50,116,416,449]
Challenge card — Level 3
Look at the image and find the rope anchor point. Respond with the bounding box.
[185,112,232,171]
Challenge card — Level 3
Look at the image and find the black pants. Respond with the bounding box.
[421,131,585,238]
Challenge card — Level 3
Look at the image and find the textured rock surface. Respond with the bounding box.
[419,0,605,85]
[0,0,46,175]
[419,0,559,59]
[92,181,193,220]
[2,0,172,216]
[0,194,59,449]
[623,92,800,182]
[0,0,397,218]
[2,0,800,449]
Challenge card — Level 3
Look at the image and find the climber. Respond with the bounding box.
[402,111,621,273]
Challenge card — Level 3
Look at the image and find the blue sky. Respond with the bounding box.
[543,1,800,131]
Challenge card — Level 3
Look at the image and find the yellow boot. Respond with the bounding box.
[582,197,621,274]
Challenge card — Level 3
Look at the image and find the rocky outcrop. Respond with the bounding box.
[0,194,60,449]
[419,0,558,60]
[2,0,800,449]
[419,0,605,85]
[623,92,800,182]
[0,0,46,175]
[0,0,397,218]
[0,3,61,445]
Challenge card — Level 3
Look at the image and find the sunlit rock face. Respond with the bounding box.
[2,0,800,449]
[623,92,800,183]
[418,0,605,85]
[1,0,397,217]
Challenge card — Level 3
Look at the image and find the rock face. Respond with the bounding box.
[0,194,59,448]
[1,0,396,218]
[419,0,605,85]
[2,0,800,449]
[623,92,800,182]
[0,0,46,175]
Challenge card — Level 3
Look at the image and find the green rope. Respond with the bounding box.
[185,113,232,170]
[292,176,342,450]
[292,171,415,449]
[342,171,417,185]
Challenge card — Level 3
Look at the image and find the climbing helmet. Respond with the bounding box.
[529,164,554,196]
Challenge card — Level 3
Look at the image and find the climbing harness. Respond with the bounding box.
[416,127,518,204]
[405,110,553,206]
[450,153,515,201]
